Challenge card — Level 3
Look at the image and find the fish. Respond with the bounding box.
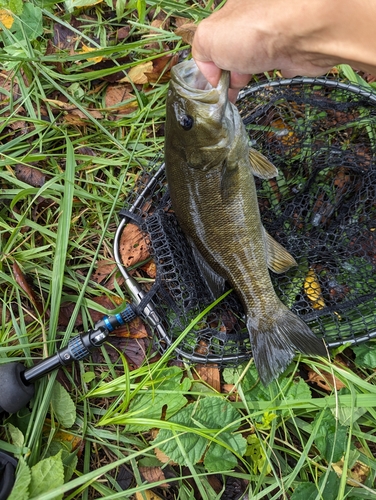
[164,59,326,385]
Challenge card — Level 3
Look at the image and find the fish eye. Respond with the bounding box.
[179,114,194,131]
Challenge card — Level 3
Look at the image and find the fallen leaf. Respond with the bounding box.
[91,261,117,285]
[119,223,151,268]
[145,53,179,83]
[14,165,45,187]
[114,315,148,339]
[135,490,163,500]
[80,44,103,64]
[139,466,167,486]
[332,457,370,486]
[122,61,153,85]
[117,26,130,40]
[141,260,157,278]
[0,71,20,103]
[52,429,83,452]
[44,98,102,119]
[104,84,137,114]
[154,446,176,465]
[0,9,14,29]
[307,369,346,391]
[174,22,197,45]
[304,268,326,309]
[12,261,44,316]
[8,120,27,131]
[194,365,221,392]
[53,22,77,50]
[174,16,190,28]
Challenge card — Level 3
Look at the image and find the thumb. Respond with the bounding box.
[194,60,222,87]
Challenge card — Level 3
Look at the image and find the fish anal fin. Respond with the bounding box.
[263,228,297,273]
[189,237,226,300]
[249,148,278,179]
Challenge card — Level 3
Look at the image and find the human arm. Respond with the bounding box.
[192,0,376,101]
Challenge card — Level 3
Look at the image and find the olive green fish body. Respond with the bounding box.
[165,60,326,384]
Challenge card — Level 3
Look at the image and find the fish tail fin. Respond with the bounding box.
[248,307,327,386]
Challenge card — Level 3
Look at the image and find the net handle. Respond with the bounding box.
[239,76,376,105]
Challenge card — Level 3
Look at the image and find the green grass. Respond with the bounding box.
[1,1,376,499]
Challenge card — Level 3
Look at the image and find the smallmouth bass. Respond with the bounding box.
[164,59,326,384]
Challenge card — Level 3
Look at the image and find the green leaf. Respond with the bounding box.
[0,0,23,14]
[312,408,347,462]
[153,397,246,470]
[7,457,30,500]
[47,441,78,483]
[29,451,65,500]
[83,371,96,383]
[11,2,43,41]
[6,423,24,448]
[352,344,376,369]
[204,433,246,472]
[291,471,340,500]
[125,366,190,432]
[51,381,76,429]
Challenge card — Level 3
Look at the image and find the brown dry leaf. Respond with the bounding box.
[14,165,45,187]
[194,364,221,392]
[44,98,102,119]
[122,61,154,85]
[0,72,20,103]
[332,457,370,486]
[58,301,83,327]
[8,120,26,131]
[13,262,44,316]
[91,261,117,284]
[154,446,176,465]
[307,369,346,391]
[222,384,239,401]
[139,466,167,486]
[175,22,197,45]
[135,491,163,500]
[145,53,179,83]
[63,113,88,126]
[174,16,190,28]
[53,22,77,50]
[114,315,148,339]
[104,84,138,115]
[88,295,124,323]
[119,223,150,268]
[306,357,347,391]
[141,260,157,278]
[53,429,83,453]
[117,26,130,40]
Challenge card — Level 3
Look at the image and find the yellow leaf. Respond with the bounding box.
[304,268,325,309]
[0,9,14,29]
[80,44,103,64]
[121,61,153,84]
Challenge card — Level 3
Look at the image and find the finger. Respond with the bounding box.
[194,59,222,87]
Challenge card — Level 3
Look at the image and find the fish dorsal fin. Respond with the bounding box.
[263,227,297,273]
[249,148,278,179]
[188,237,226,299]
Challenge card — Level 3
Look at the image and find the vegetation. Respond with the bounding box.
[0,0,376,499]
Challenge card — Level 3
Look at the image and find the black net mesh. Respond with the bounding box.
[120,77,376,364]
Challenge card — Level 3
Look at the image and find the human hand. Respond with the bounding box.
[192,0,376,101]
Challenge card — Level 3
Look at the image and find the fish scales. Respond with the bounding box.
[165,59,326,384]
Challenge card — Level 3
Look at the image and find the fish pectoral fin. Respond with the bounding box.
[263,228,297,273]
[249,148,278,179]
[189,237,226,299]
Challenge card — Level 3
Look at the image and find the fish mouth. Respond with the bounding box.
[170,59,229,104]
